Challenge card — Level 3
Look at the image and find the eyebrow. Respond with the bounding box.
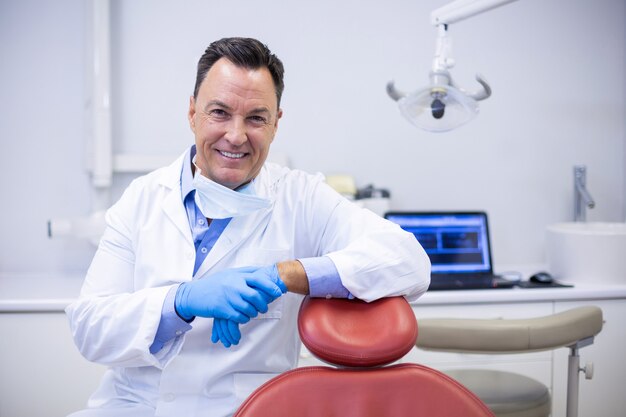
[204,100,231,112]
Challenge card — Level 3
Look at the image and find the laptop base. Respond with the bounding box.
[428,275,516,291]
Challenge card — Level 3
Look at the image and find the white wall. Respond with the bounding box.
[0,0,95,274]
[1,0,624,276]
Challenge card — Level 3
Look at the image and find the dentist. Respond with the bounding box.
[66,37,430,417]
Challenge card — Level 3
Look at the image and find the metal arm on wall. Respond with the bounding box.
[48,0,111,246]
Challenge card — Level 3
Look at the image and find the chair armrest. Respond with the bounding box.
[416,306,603,353]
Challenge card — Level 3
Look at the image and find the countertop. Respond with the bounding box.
[2,273,626,313]
[414,283,626,306]
[0,273,84,312]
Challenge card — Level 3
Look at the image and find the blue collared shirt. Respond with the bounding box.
[149,146,349,354]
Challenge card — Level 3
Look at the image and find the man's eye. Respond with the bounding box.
[209,109,228,118]
[249,115,268,124]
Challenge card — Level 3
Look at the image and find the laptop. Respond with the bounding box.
[384,211,514,290]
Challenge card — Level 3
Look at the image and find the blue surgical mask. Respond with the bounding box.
[191,161,272,219]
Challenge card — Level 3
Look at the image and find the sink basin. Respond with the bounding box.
[546,222,626,285]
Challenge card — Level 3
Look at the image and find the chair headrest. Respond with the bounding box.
[297,296,417,367]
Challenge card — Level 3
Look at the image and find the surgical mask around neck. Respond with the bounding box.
[191,162,272,219]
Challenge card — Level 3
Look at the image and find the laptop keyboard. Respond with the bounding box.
[428,274,513,291]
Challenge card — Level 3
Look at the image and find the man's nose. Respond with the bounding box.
[223,117,247,146]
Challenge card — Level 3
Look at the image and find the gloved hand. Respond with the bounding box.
[175,266,286,323]
[211,264,288,347]
[211,318,241,348]
[210,290,277,347]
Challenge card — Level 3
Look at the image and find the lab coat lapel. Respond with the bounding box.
[158,153,194,246]
[194,206,273,278]
[161,188,193,245]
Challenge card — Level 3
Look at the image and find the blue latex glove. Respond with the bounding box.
[175,266,285,323]
[255,264,288,294]
[211,265,287,347]
[211,319,241,348]
[211,290,276,347]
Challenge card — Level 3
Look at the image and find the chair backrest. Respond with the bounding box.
[234,296,495,417]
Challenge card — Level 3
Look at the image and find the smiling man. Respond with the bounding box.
[66,37,430,417]
[189,55,281,190]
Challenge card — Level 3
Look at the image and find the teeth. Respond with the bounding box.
[220,151,245,159]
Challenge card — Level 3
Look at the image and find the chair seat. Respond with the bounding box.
[445,369,551,417]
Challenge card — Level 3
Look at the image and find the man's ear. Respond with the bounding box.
[274,108,283,129]
[188,96,196,132]
[268,109,283,145]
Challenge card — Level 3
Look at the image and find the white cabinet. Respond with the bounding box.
[0,312,106,417]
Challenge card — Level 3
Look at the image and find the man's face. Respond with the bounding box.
[188,58,282,189]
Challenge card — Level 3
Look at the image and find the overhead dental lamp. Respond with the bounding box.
[387,0,518,132]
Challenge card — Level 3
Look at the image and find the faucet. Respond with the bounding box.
[574,165,595,222]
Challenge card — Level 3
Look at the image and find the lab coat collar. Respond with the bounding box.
[180,144,196,202]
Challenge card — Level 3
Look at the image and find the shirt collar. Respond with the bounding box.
[181,144,196,201]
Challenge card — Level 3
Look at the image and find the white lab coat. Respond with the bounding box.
[66,150,430,417]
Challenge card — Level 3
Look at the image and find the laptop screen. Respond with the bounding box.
[385,212,493,274]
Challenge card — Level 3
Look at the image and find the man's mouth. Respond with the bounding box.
[219,150,246,159]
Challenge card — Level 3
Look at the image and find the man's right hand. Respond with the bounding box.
[174,266,285,323]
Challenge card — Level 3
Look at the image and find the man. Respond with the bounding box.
[66,37,430,417]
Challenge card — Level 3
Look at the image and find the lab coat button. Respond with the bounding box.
[163,393,175,402]
[325,294,332,299]
[186,251,193,259]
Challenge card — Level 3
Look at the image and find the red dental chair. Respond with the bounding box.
[234,296,494,417]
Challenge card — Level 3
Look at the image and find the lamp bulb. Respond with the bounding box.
[431,98,445,119]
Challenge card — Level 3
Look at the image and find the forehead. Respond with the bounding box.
[197,58,277,109]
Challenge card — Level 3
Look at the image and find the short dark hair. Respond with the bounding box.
[193,37,285,108]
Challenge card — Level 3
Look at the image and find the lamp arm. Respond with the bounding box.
[431,0,519,26]
[432,24,454,74]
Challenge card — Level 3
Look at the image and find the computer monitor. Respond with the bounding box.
[384,212,494,275]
